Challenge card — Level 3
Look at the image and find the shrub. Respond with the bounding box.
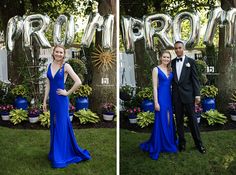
[39,111,50,128]
[201,109,227,125]
[74,84,92,97]
[137,87,153,101]
[74,109,100,124]
[11,85,28,97]
[200,85,218,98]
[9,109,28,125]
[137,111,155,128]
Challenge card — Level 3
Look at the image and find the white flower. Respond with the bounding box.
[186,63,191,67]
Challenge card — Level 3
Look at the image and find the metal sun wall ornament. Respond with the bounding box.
[91,45,115,71]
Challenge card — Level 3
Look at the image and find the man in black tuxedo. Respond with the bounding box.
[171,41,206,154]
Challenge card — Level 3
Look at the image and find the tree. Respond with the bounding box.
[89,0,117,112]
[217,0,236,112]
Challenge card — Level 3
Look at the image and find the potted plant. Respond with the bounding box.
[137,87,154,112]
[73,84,92,111]
[74,109,100,124]
[126,107,141,124]
[28,107,41,123]
[120,85,134,101]
[228,103,236,121]
[69,103,76,122]
[9,109,28,125]
[195,104,203,124]
[201,109,227,126]
[200,85,218,112]
[0,104,14,120]
[11,85,29,110]
[101,102,116,121]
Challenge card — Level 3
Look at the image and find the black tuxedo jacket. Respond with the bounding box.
[171,56,200,104]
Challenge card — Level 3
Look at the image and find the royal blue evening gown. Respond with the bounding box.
[47,63,91,168]
[140,67,177,160]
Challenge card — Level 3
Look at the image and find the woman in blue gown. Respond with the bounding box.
[140,50,178,160]
[43,45,91,168]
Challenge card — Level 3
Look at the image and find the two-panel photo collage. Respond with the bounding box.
[0,0,236,175]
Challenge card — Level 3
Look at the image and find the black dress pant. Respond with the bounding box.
[174,96,202,147]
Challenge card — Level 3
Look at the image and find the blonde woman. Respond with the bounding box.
[140,50,177,160]
[43,45,91,168]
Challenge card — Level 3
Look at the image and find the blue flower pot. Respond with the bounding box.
[202,98,216,112]
[141,99,154,112]
[103,111,115,115]
[1,111,10,115]
[75,97,89,111]
[15,96,28,110]
[230,110,236,115]
[128,114,137,119]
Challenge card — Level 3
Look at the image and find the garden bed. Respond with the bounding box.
[0,116,116,130]
[120,113,236,133]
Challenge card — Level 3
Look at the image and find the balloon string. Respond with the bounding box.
[23,46,39,106]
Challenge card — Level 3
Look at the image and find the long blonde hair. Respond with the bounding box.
[159,50,172,74]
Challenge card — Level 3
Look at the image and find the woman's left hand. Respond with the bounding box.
[56,89,69,96]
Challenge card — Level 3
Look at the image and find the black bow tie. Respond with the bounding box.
[176,57,183,62]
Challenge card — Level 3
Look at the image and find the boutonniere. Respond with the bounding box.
[186,63,191,67]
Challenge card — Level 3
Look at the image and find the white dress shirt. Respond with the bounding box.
[176,55,185,80]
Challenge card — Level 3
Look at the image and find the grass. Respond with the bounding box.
[120,129,236,175]
[0,126,116,175]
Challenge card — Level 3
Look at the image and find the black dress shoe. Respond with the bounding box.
[178,144,186,152]
[197,145,206,154]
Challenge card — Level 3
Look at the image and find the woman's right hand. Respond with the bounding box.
[155,103,160,111]
[43,101,47,112]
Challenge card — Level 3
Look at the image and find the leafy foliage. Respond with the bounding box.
[137,87,153,101]
[137,111,155,128]
[11,85,28,97]
[120,85,134,94]
[202,109,227,126]
[39,111,50,128]
[74,109,100,124]
[74,84,92,97]
[0,82,14,105]
[230,89,236,102]
[195,60,208,85]
[9,109,28,125]
[66,59,87,85]
[200,85,218,98]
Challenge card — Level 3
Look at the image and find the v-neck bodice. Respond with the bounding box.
[47,63,65,93]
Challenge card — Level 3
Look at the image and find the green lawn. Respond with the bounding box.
[0,127,116,175]
[120,129,236,175]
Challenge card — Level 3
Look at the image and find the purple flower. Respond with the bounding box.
[126,107,141,115]
[101,103,115,113]
[228,103,236,111]
[0,104,14,113]
[28,107,41,117]
[195,104,203,113]
[69,104,75,113]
